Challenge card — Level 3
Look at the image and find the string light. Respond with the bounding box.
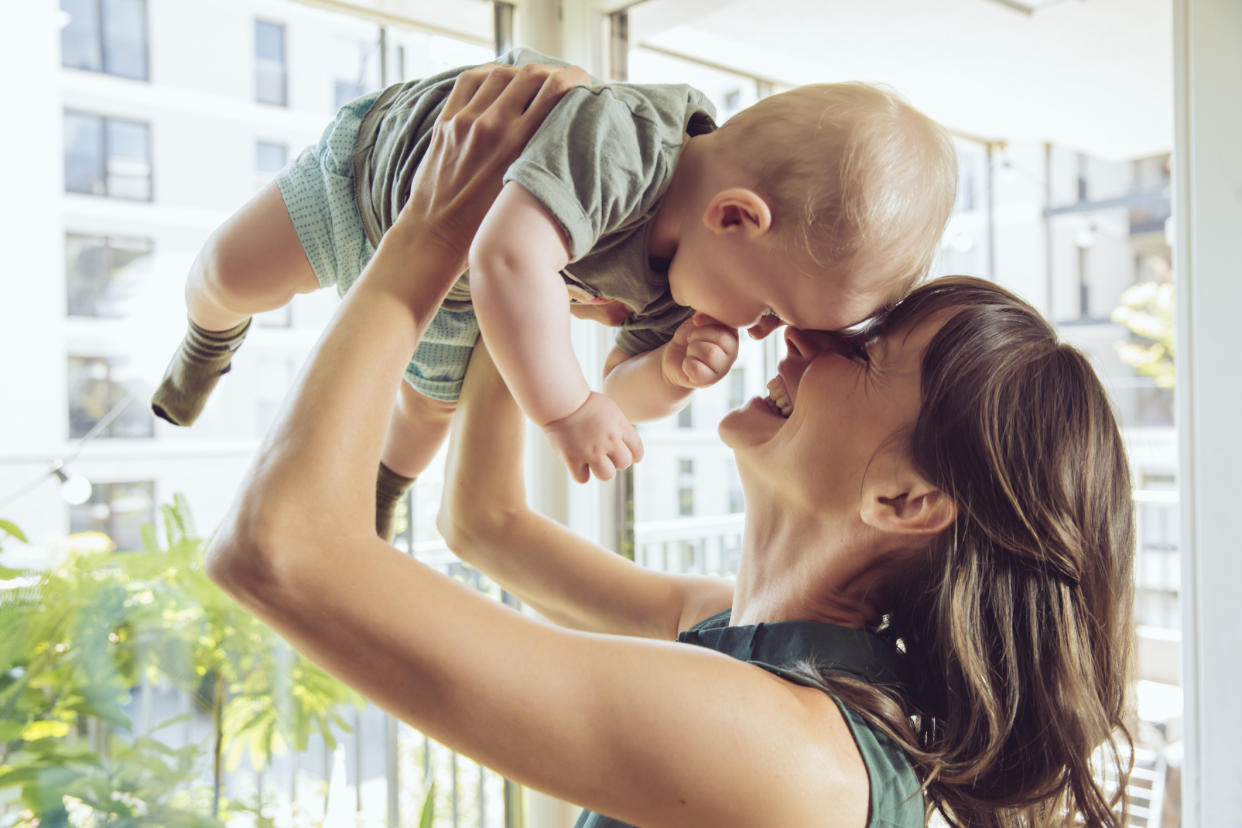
[51,465,92,506]
[0,394,135,512]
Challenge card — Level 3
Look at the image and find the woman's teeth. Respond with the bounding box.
[765,377,792,418]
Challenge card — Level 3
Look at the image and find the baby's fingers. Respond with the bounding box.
[588,454,618,482]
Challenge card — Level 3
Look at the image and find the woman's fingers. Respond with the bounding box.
[439,64,497,119]
[520,65,590,125]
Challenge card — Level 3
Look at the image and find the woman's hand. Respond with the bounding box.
[384,62,589,289]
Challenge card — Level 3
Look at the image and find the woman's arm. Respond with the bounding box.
[438,340,733,639]
[206,65,868,828]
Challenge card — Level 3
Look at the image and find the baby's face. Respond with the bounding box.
[667,239,890,335]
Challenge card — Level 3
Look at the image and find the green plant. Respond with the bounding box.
[1111,279,1175,389]
[0,497,363,825]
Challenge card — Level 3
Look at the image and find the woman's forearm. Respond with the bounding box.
[438,344,731,638]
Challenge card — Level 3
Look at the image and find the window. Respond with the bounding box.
[255,140,287,177]
[65,233,152,318]
[727,368,746,411]
[254,20,288,106]
[69,480,155,552]
[60,0,149,81]
[727,461,744,514]
[676,402,693,429]
[334,35,381,109]
[254,139,289,205]
[67,355,153,439]
[677,459,695,516]
[63,111,152,200]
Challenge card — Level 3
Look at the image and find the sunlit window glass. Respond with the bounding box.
[67,355,153,439]
[63,110,104,195]
[100,0,147,80]
[60,0,102,72]
[104,116,152,200]
[68,480,155,551]
[65,233,152,318]
[60,0,148,80]
[254,19,287,106]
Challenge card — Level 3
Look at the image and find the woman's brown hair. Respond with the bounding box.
[810,276,1135,825]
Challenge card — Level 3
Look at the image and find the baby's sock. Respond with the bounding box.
[376,461,417,543]
[150,317,251,426]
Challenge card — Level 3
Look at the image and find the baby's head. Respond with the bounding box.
[671,82,957,333]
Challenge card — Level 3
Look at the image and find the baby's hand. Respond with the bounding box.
[543,392,644,483]
[662,313,740,389]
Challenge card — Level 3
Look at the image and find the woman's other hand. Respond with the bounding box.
[390,62,589,281]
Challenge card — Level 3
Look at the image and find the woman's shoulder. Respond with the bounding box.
[678,612,924,827]
[828,694,925,827]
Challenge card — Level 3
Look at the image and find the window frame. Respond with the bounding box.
[60,0,150,82]
[62,109,153,201]
[64,231,154,318]
[253,18,289,107]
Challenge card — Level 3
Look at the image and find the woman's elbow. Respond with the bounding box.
[436,495,518,563]
[204,497,295,604]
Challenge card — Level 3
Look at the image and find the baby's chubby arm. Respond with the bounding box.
[469,181,642,482]
[603,314,740,422]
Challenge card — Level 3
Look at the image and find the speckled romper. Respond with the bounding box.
[274,91,478,402]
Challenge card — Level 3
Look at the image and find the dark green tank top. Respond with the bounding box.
[573,610,924,827]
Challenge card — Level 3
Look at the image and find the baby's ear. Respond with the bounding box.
[860,454,956,537]
[703,188,772,238]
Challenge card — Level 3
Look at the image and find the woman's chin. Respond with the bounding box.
[719,396,788,448]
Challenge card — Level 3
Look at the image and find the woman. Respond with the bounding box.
[207,63,1134,826]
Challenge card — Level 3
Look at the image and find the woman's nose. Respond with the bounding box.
[784,327,825,360]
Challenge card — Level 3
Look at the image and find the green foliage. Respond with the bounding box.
[1112,280,1175,389]
[0,497,363,824]
[418,780,436,828]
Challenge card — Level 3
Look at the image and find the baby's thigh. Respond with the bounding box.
[200,181,320,303]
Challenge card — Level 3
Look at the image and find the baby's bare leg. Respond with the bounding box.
[375,382,457,541]
[153,183,320,425]
[186,181,320,330]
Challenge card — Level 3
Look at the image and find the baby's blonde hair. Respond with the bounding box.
[716,82,957,298]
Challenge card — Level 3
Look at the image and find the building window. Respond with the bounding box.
[727,461,744,514]
[254,20,288,106]
[60,0,149,81]
[677,403,693,429]
[334,36,381,109]
[67,355,153,439]
[69,480,155,552]
[727,368,746,411]
[63,111,152,200]
[677,459,694,516]
[254,139,288,199]
[255,140,287,177]
[65,233,152,318]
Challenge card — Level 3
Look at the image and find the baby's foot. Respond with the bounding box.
[150,318,251,426]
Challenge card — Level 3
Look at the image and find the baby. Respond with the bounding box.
[151,50,957,540]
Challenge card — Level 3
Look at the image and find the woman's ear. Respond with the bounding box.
[860,461,956,537]
[702,188,772,238]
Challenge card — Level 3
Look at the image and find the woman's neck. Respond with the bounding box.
[730,510,892,630]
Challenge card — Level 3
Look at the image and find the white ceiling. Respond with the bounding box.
[630,0,1174,160]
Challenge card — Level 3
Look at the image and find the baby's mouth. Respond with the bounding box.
[765,377,792,418]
